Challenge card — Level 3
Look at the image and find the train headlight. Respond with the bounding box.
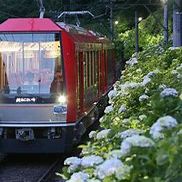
[58,95,67,104]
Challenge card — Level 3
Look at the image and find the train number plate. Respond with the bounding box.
[15,128,34,141]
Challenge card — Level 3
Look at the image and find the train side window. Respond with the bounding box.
[83,52,87,91]
[87,52,90,88]
[94,51,99,85]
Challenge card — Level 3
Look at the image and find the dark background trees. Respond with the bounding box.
[0,0,162,36]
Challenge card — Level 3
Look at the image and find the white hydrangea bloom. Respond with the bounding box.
[160,88,178,98]
[159,84,167,90]
[108,90,117,100]
[136,68,142,73]
[96,129,111,140]
[87,179,101,182]
[177,129,182,135]
[64,157,81,166]
[104,105,113,114]
[126,57,138,66]
[139,114,147,121]
[120,82,141,91]
[99,116,104,123]
[118,105,126,113]
[115,165,133,180]
[177,74,182,79]
[146,71,156,78]
[119,129,144,139]
[96,159,123,179]
[89,131,97,139]
[141,70,159,86]
[171,70,178,75]
[66,172,89,182]
[120,135,155,156]
[176,64,182,71]
[141,76,151,86]
[107,150,123,159]
[150,115,178,139]
[67,164,79,173]
[81,155,103,167]
[122,118,130,123]
[139,94,149,102]
[169,46,180,50]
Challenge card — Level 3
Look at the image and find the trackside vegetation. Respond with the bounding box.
[58,46,182,181]
[58,10,182,182]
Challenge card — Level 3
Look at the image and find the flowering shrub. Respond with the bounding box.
[59,46,182,182]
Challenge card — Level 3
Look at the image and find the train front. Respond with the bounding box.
[0,18,73,153]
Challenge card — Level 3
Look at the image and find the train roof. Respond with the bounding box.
[0,18,61,32]
[0,18,111,44]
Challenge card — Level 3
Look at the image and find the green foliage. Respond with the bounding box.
[116,9,169,60]
[61,46,182,181]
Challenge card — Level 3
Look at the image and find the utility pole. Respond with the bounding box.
[135,11,139,53]
[173,0,182,47]
[164,0,168,44]
[109,0,113,40]
[37,0,45,18]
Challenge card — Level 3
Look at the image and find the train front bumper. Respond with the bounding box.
[0,122,77,153]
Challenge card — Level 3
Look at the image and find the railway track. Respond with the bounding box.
[0,154,65,182]
[0,120,100,182]
[37,158,65,182]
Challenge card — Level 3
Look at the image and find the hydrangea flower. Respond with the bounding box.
[67,164,79,173]
[64,157,81,166]
[107,150,123,159]
[177,129,182,135]
[126,57,138,66]
[141,75,151,86]
[159,84,167,90]
[95,159,123,179]
[120,135,155,156]
[108,89,117,100]
[139,114,147,121]
[122,118,130,123]
[115,165,133,180]
[81,155,103,167]
[89,131,97,139]
[119,82,141,90]
[139,94,149,102]
[176,64,182,71]
[99,116,104,123]
[87,179,101,182]
[119,129,144,139]
[96,129,111,140]
[150,115,178,139]
[160,88,178,98]
[104,105,113,114]
[146,71,156,78]
[171,70,178,75]
[118,105,126,113]
[141,70,159,86]
[66,172,89,182]
[169,46,180,50]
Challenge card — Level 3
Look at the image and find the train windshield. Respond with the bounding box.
[0,33,64,97]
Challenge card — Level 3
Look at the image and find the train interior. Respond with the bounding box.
[0,33,64,97]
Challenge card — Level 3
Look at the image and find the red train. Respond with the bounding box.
[0,18,115,153]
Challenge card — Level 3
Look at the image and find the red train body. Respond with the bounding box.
[0,18,115,153]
